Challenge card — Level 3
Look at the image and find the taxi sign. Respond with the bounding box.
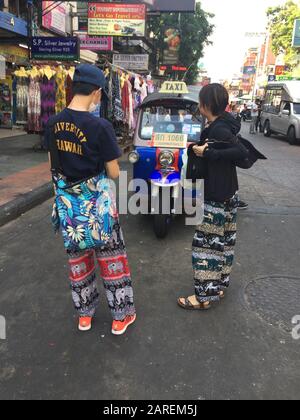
[151,133,188,149]
[159,81,189,94]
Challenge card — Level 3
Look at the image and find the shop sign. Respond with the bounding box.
[243,66,256,75]
[0,11,27,36]
[292,19,300,48]
[163,27,181,65]
[31,37,79,61]
[159,81,189,94]
[0,45,28,59]
[77,34,113,51]
[268,75,276,82]
[160,65,187,72]
[42,1,67,36]
[126,0,196,12]
[88,3,146,37]
[152,133,188,149]
[113,54,149,71]
[0,55,5,80]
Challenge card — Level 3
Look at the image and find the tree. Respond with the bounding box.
[267,0,300,72]
[148,2,214,84]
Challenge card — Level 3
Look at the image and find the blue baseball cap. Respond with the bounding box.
[73,64,106,89]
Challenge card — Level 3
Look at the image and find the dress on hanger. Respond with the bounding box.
[28,77,41,132]
[55,70,67,113]
[40,74,56,130]
[16,77,29,125]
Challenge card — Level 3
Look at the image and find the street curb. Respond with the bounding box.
[0,144,132,228]
[0,182,54,228]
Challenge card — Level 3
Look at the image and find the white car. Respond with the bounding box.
[261,81,300,145]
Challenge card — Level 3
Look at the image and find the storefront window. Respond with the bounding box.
[8,0,28,20]
[9,1,18,16]
[19,0,28,20]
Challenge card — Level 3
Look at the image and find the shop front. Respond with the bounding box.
[0,45,29,129]
[0,6,29,129]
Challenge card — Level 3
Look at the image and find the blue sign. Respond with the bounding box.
[268,75,276,82]
[243,66,256,75]
[0,11,27,36]
[31,37,79,61]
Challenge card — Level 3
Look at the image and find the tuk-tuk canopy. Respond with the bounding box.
[141,86,201,108]
[141,91,200,109]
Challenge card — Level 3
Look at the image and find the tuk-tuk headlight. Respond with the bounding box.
[159,151,175,167]
[128,151,140,164]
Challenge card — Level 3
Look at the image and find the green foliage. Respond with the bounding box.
[267,0,300,71]
[148,2,214,84]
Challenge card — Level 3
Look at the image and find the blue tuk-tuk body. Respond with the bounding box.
[129,87,203,238]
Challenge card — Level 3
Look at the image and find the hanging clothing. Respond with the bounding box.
[16,77,28,125]
[112,72,124,122]
[55,70,67,114]
[192,195,238,303]
[68,222,136,321]
[122,80,130,124]
[127,80,134,130]
[66,74,73,107]
[28,77,41,133]
[40,75,56,130]
[140,80,148,103]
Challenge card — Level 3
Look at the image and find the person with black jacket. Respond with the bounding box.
[178,83,249,310]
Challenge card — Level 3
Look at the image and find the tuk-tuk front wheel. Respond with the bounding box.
[154,215,171,239]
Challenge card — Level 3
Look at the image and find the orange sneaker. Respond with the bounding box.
[78,317,92,332]
[112,314,136,336]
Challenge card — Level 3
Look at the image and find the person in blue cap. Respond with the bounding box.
[44,64,136,335]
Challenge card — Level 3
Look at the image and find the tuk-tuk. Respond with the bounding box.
[128,82,204,238]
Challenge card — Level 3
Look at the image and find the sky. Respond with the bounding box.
[199,0,287,81]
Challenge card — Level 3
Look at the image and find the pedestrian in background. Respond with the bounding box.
[44,65,136,335]
[178,83,249,310]
[250,100,259,134]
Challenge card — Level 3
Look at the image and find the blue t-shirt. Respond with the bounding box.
[44,108,121,181]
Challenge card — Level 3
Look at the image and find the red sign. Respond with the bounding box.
[172,66,187,72]
[275,65,285,76]
[160,65,187,72]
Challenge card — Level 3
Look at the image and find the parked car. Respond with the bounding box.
[261,81,300,145]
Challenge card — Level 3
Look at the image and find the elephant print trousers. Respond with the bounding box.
[68,223,136,321]
[192,195,238,303]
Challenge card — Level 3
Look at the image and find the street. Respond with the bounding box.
[0,124,300,400]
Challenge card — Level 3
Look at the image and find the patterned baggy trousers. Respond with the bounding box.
[192,195,238,303]
[68,222,136,321]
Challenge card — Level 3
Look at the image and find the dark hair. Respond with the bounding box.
[72,82,100,96]
[199,83,229,116]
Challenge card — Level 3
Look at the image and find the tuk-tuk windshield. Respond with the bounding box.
[140,106,203,142]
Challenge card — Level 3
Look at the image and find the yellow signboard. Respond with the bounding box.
[152,133,188,149]
[159,81,189,94]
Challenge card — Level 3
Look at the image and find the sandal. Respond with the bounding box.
[177,296,211,311]
[219,291,225,299]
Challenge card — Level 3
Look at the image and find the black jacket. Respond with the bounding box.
[200,113,249,202]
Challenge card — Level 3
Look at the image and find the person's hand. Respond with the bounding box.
[193,143,208,157]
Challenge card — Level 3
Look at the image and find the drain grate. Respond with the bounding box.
[244,276,300,333]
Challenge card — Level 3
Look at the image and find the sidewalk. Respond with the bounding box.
[0,133,52,227]
[0,128,28,140]
[0,132,132,227]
